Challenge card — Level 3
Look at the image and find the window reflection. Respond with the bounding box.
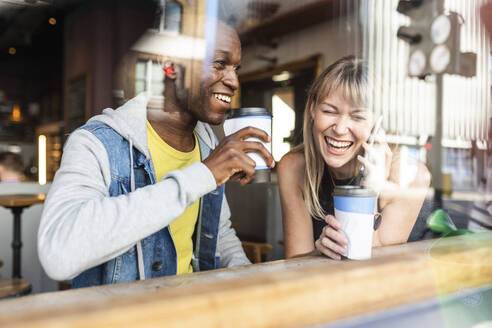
[135,59,165,98]
[154,0,183,34]
[164,0,183,33]
[0,1,491,296]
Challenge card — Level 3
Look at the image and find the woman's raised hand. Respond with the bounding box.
[357,130,392,192]
[314,215,348,260]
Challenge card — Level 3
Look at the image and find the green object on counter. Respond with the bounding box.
[426,209,475,237]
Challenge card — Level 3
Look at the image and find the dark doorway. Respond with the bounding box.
[240,64,317,157]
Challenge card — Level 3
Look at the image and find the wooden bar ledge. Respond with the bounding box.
[0,234,490,327]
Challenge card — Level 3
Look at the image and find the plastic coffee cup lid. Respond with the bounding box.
[333,185,376,197]
[227,107,271,119]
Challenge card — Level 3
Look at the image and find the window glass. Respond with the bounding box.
[135,60,165,98]
[164,0,182,33]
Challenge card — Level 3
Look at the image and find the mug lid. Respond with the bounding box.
[333,185,376,197]
[227,107,271,119]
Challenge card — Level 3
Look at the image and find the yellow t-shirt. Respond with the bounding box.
[147,121,200,275]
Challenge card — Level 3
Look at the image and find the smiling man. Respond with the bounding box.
[37,19,274,288]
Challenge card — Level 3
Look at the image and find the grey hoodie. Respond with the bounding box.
[38,93,250,281]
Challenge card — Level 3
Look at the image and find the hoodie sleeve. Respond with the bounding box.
[38,129,216,281]
[216,195,251,267]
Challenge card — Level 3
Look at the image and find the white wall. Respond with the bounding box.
[0,183,58,294]
[240,14,363,75]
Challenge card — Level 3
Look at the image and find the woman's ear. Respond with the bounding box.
[309,104,315,120]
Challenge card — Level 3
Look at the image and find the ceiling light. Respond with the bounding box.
[8,47,16,55]
[12,104,22,122]
[272,71,291,82]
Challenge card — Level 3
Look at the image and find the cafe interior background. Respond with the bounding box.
[0,0,490,295]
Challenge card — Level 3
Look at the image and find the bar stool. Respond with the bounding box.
[0,260,31,299]
[241,241,273,264]
[0,278,31,299]
[0,194,45,278]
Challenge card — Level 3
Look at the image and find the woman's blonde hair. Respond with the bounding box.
[301,55,369,220]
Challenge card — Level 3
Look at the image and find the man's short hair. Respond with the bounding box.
[0,152,24,174]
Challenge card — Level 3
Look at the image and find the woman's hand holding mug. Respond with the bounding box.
[315,215,348,260]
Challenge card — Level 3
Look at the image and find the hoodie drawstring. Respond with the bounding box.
[129,138,146,281]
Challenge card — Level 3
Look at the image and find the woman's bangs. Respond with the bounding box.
[339,77,367,109]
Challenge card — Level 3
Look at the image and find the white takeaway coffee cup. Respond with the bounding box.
[223,107,272,183]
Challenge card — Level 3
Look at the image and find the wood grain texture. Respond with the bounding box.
[0,234,490,328]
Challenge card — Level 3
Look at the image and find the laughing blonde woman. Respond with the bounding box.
[277,56,430,259]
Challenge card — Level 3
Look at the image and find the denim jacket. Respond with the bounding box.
[38,94,250,287]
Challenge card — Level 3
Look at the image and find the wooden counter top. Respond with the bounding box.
[0,234,491,327]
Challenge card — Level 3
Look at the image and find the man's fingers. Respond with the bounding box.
[233,126,271,143]
[240,141,275,167]
[232,154,256,185]
[207,125,274,186]
[227,161,255,186]
[230,172,245,181]
[239,175,253,186]
[239,162,256,185]
[236,150,257,168]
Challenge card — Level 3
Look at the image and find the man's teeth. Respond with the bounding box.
[214,94,231,103]
[326,138,352,149]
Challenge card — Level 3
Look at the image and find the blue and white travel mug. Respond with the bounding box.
[333,186,377,260]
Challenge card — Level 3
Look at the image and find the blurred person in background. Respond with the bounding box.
[278,56,431,260]
[0,152,25,182]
